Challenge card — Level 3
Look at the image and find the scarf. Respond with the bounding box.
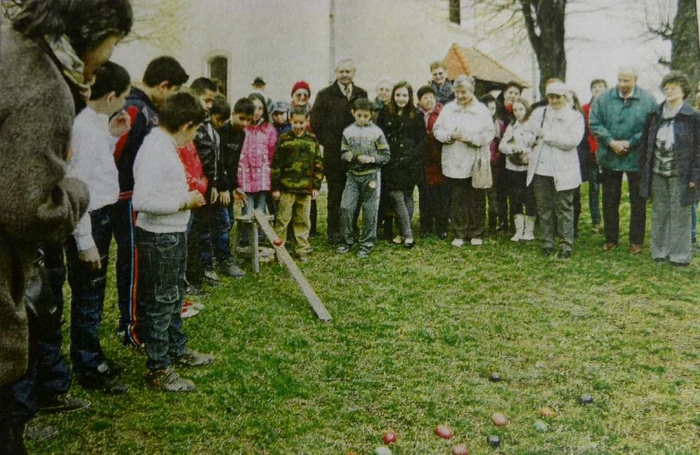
[46,34,91,101]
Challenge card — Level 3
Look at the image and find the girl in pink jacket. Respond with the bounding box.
[237,93,278,214]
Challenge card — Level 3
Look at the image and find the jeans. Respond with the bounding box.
[196,203,232,270]
[65,206,112,373]
[446,177,486,239]
[241,191,268,244]
[326,167,348,243]
[340,172,380,251]
[533,175,575,252]
[601,169,646,245]
[0,383,27,455]
[112,198,142,345]
[136,229,188,371]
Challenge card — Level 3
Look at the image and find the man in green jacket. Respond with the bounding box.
[590,66,658,254]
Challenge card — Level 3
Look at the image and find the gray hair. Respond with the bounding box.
[618,66,639,80]
[375,77,394,91]
[454,75,475,91]
[335,58,355,70]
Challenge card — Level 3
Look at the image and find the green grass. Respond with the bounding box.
[30,183,700,454]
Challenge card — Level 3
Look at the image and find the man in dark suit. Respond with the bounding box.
[311,58,368,244]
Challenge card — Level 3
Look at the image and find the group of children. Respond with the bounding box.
[67,56,323,393]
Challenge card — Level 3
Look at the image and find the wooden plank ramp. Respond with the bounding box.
[252,209,332,322]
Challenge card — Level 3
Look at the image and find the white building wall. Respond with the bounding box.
[110,0,533,104]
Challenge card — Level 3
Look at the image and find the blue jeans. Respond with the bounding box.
[65,206,112,373]
[199,203,232,268]
[136,229,188,371]
[240,192,267,244]
[340,172,380,250]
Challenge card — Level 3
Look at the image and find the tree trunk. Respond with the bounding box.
[449,0,461,25]
[670,0,700,84]
[520,0,567,97]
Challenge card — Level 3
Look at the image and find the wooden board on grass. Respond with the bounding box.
[252,209,332,322]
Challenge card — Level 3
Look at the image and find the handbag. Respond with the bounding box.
[471,145,493,189]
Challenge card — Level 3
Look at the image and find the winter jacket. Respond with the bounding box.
[489,118,506,165]
[499,120,535,172]
[340,122,391,175]
[589,86,658,172]
[526,106,584,191]
[194,119,222,193]
[582,102,599,163]
[377,108,428,191]
[114,86,159,196]
[433,100,495,180]
[271,131,324,194]
[421,104,445,186]
[177,141,208,196]
[431,80,455,106]
[0,25,89,385]
[638,102,700,206]
[237,121,277,193]
[218,121,246,190]
[310,81,368,172]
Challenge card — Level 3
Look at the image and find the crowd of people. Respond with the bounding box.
[3,0,700,453]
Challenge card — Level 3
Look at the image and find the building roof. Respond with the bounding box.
[443,43,529,87]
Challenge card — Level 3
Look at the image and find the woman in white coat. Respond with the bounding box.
[527,82,585,258]
[433,75,495,247]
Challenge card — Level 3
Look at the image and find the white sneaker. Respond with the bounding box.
[470,238,483,246]
[181,306,200,319]
[451,238,465,248]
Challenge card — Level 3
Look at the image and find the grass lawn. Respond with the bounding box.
[29,183,700,454]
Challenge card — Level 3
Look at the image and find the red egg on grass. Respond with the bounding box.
[383,431,397,445]
[435,424,453,439]
[491,413,509,427]
[452,444,469,455]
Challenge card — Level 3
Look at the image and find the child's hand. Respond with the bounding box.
[109,110,131,137]
[311,189,319,200]
[233,188,247,207]
[356,154,375,164]
[78,246,101,270]
[272,191,281,201]
[184,190,206,210]
[219,190,231,206]
[342,152,353,162]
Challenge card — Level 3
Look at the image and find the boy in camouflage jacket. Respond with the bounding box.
[271,107,324,260]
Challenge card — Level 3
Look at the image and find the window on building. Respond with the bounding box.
[208,55,228,96]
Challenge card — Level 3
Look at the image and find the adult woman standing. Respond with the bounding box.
[1,0,132,451]
[433,75,495,247]
[527,82,584,258]
[377,81,427,248]
[639,71,700,266]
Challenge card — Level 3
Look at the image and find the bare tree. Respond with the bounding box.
[122,0,192,52]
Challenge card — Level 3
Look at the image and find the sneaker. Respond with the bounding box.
[145,368,195,392]
[357,248,371,259]
[97,360,125,378]
[392,235,405,245]
[404,238,415,249]
[470,238,483,246]
[217,259,246,278]
[184,299,205,311]
[181,304,200,319]
[336,245,351,254]
[24,423,58,441]
[438,232,448,240]
[297,254,309,263]
[559,249,572,259]
[38,395,91,414]
[186,285,210,298]
[172,348,213,367]
[203,269,221,282]
[451,238,465,248]
[602,242,616,252]
[629,244,643,255]
[591,224,601,234]
[78,368,129,395]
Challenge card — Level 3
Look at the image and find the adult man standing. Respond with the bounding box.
[311,58,368,244]
[590,67,657,254]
